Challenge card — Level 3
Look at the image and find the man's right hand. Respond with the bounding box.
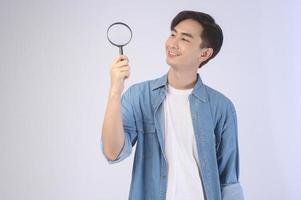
[109,55,130,96]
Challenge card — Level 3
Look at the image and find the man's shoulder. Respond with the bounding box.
[203,84,235,110]
[126,75,164,93]
[126,80,151,93]
[121,76,163,109]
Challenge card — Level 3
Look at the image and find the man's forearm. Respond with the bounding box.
[101,92,125,160]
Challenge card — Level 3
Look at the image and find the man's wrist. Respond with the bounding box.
[109,89,122,99]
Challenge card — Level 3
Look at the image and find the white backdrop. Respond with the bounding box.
[1,0,300,199]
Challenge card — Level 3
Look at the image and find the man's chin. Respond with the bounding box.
[166,58,177,67]
[166,61,179,70]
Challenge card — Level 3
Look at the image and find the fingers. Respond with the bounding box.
[115,60,129,68]
[110,55,131,80]
[111,55,129,68]
[121,70,130,79]
[108,55,130,94]
[112,68,130,79]
[112,55,128,64]
[112,65,130,74]
[119,65,130,71]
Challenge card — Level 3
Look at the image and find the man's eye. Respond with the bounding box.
[182,38,189,42]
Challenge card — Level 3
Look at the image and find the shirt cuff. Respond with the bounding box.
[221,183,244,200]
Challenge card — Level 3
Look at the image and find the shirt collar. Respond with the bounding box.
[150,73,207,102]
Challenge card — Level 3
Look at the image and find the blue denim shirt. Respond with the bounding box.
[103,73,244,200]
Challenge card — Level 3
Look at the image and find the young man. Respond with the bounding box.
[102,10,244,200]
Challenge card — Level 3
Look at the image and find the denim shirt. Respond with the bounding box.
[103,73,244,200]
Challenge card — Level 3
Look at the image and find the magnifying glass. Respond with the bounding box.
[107,22,133,55]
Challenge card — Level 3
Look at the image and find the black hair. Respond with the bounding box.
[171,10,223,68]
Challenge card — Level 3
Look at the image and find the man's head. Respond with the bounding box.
[165,10,223,69]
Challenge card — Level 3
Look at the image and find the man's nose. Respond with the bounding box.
[170,38,179,49]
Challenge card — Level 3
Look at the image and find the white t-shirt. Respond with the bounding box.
[164,84,204,200]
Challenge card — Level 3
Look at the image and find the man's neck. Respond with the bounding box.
[167,69,198,90]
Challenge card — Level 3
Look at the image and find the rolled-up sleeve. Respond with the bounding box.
[102,87,138,164]
[216,101,244,199]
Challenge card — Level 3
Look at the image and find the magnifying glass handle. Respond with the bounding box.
[119,46,124,55]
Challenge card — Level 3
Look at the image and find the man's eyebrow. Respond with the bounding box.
[171,28,194,39]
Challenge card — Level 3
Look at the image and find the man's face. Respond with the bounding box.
[165,19,204,71]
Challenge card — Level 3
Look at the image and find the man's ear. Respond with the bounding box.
[199,48,213,62]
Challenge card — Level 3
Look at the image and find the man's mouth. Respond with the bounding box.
[168,50,180,57]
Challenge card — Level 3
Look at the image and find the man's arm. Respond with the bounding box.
[101,55,130,161]
[102,92,125,160]
[216,101,244,200]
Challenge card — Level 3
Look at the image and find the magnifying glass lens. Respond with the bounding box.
[107,23,132,46]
